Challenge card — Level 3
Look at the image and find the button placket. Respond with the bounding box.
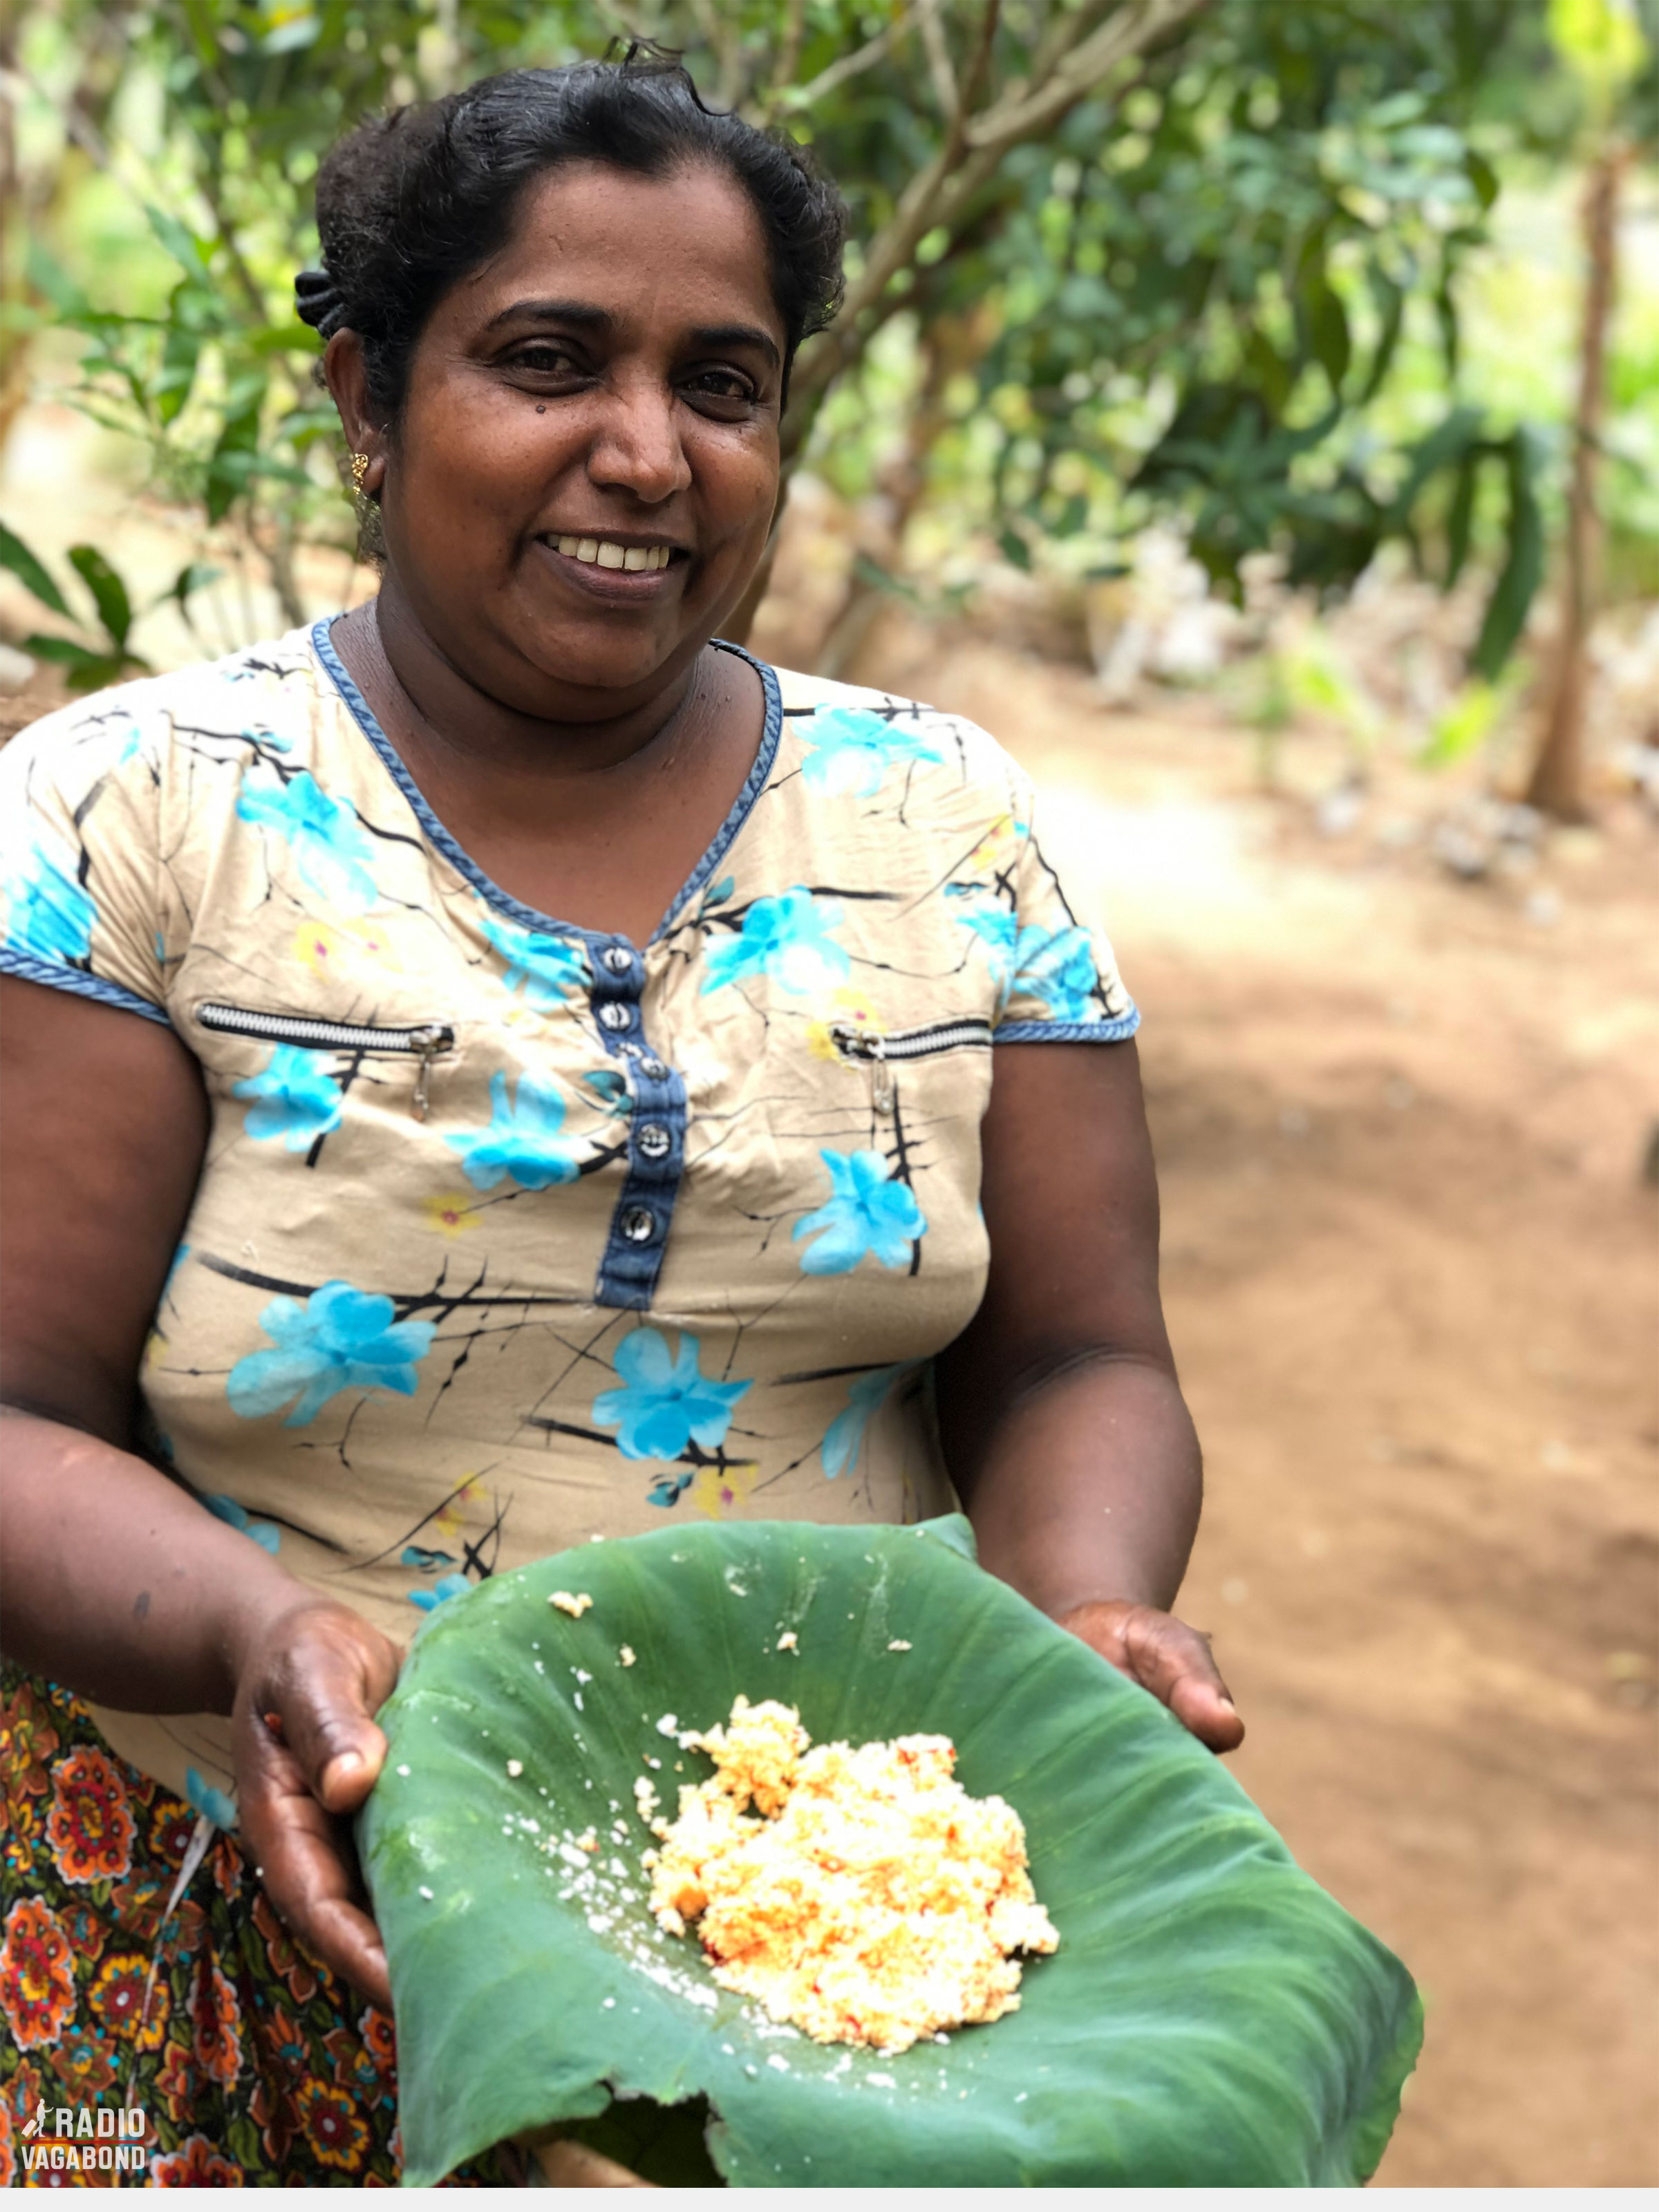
[583,934,687,1311]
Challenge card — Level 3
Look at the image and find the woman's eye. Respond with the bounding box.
[684,369,756,405]
[509,344,583,376]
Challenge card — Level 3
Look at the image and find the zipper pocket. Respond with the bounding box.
[829,1020,993,1116]
[196,1002,456,1122]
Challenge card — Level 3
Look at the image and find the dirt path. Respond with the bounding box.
[869,626,1659,2186]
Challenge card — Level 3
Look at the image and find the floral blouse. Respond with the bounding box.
[0,621,1138,1817]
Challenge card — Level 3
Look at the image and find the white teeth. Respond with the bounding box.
[552,535,672,571]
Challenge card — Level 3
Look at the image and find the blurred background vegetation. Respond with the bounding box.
[1,0,1656,813]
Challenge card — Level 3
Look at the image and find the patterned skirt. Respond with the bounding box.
[0,1666,512,2186]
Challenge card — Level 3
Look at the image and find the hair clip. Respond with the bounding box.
[294,266,347,338]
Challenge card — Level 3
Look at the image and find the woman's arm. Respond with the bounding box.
[935,1038,1243,1751]
[0,977,400,2004]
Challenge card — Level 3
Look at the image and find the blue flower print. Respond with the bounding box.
[798,707,945,798]
[410,1572,473,1613]
[821,1360,921,1479]
[445,1069,585,1192]
[950,893,1018,997]
[1011,923,1100,1023]
[200,1492,281,1554]
[227,1279,434,1426]
[593,1328,752,1462]
[236,767,379,912]
[480,912,590,1010]
[233,1044,344,1152]
[702,889,849,997]
[3,834,96,964]
[793,1149,928,1275]
[185,1768,237,1830]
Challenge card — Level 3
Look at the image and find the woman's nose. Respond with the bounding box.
[586,374,693,504]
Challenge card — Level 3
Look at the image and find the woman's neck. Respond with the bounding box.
[337,580,711,789]
[326,579,766,942]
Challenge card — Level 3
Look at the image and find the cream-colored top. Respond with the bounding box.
[0,621,1136,1819]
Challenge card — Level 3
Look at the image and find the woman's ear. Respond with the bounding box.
[323,329,386,494]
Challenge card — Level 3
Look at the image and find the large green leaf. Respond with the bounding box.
[359,1519,1421,2188]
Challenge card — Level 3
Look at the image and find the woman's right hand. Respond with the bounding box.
[231,1597,404,2014]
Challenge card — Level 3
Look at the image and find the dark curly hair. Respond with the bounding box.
[297,50,847,420]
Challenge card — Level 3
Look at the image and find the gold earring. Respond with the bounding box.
[350,451,371,490]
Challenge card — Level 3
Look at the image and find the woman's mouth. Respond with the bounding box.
[543,534,675,572]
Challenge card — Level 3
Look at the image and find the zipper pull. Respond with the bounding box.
[830,1023,894,1116]
[868,1035,894,1118]
[407,1026,448,1122]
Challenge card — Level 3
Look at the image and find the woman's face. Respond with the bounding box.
[373,160,787,716]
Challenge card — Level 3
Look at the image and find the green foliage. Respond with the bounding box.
[362,1515,1421,2188]
[12,0,1625,669]
[0,518,214,689]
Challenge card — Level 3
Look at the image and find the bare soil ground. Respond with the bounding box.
[858,621,1659,2188]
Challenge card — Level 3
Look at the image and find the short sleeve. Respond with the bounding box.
[991,779,1140,1043]
[0,695,170,1025]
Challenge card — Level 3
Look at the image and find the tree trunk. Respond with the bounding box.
[1524,144,1627,821]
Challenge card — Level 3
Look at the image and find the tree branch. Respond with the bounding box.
[786,7,924,110]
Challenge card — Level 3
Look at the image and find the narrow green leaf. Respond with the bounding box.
[67,546,133,652]
[1472,429,1546,679]
[146,203,212,274]
[997,525,1031,571]
[0,521,73,618]
[21,632,102,668]
[1443,444,1479,589]
[1302,272,1351,393]
[159,561,223,635]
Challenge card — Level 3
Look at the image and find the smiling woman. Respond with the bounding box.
[0,50,1235,2188]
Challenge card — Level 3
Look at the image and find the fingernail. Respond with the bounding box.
[325,1752,364,1788]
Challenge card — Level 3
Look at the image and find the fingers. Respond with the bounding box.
[233,1602,404,2009]
[1058,1598,1245,1754]
[532,2139,655,2188]
[253,1602,401,1812]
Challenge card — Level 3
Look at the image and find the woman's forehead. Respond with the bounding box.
[449,160,784,344]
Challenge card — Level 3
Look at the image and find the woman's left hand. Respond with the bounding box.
[1057,1600,1245,1753]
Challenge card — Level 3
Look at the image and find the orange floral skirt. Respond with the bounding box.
[0,1666,512,2186]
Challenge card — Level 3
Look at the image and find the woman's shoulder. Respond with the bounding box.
[0,626,326,788]
[762,661,1033,806]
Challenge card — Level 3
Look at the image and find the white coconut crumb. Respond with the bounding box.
[655,1712,679,1737]
[868,2072,895,2089]
[776,1631,798,1653]
[506,1759,523,1778]
[418,1886,434,1900]
[395,1764,411,1777]
[574,1693,584,1711]
[888,1640,912,1653]
[1014,2092,1028,2104]
[550,1590,594,1617]
[577,1828,599,1853]
[589,1533,605,1541]
[574,1668,593,1684]
[933,2031,950,2044]
[603,1997,616,2008]
[766,2054,791,2073]
[644,1754,662,1770]
[619,1645,637,1667]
